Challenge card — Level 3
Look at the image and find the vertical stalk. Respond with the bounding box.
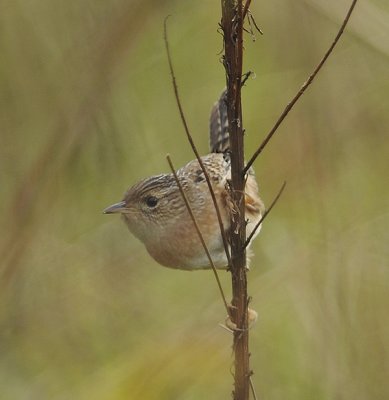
[221,1,249,399]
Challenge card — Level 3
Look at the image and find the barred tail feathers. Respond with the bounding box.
[209,90,229,153]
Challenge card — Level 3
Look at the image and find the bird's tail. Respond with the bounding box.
[209,90,229,153]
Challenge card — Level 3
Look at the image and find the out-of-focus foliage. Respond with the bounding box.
[1,0,388,399]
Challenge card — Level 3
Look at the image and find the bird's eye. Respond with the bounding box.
[145,195,158,208]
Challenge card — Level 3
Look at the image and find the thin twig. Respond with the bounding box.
[249,376,258,400]
[243,0,263,37]
[164,16,232,268]
[244,181,286,249]
[248,12,263,36]
[242,0,252,20]
[243,0,358,174]
[241,71,253,86]
[167,155,231,317]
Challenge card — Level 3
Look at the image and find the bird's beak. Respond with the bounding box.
[103,201,127,214]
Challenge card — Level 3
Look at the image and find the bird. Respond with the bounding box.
[103,90,264,270]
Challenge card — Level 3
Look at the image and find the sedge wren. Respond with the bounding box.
[104,91,264,270]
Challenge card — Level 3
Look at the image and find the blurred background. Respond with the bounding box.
[1,0,388,399]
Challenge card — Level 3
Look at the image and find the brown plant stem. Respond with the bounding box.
[221,1,250,399]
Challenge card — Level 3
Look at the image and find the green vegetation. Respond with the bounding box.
[1,1,388,399]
